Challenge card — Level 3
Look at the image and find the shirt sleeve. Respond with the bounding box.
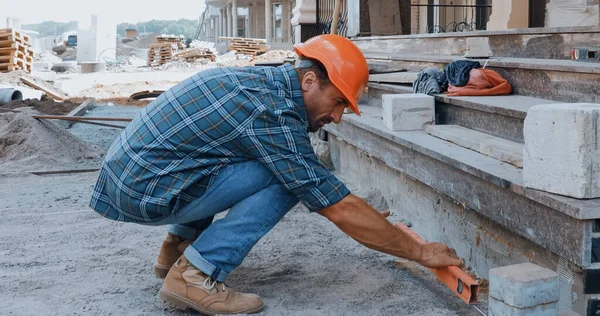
[238,109,351,212]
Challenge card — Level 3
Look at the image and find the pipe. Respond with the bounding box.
[0,88,23,105]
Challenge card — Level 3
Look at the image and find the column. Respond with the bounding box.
[265,0,272,44]
[291,0,317,43]
[232,0,238,38]
[247,4,253,38]
[224,7,229,37]
[487,0,529,30]
[228,3,234,37]
[219,9,224,40]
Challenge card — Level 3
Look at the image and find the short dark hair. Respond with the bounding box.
[294,57,330,88]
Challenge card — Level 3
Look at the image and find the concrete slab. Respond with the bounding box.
[368,72,419,84]
[524,103,600,199]
[425,125,523,168]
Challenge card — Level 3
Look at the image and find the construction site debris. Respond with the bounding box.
[0,70,67,96]
[37,50,63,65]
[21,76,65,100]
[221,37,270,56]
[0,111,103,173]
[0,28,34,73]
[189,40,216,51]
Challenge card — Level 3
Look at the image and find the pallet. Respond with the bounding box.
[0,29,33,73]
[0,63,16,72]
[0,28,31,46]
[222,37,269,56]
[175,48,216,62]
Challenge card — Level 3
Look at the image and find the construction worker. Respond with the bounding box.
[89,34,462,315]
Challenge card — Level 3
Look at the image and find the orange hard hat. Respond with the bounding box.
[293,34,369,116]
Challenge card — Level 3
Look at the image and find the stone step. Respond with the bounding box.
[425,125,523,168]
[363,52,600,104]
[366,82,561,143]
[352,26,600,60]
[326,105,600,268]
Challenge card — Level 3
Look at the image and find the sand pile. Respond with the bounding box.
[0,111,104,173]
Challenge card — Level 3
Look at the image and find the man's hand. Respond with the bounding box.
[416,242,463,269]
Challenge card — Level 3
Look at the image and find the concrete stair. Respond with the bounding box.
[344,29,600,315]
[425,125,523,168]
[363,52,600,104]
[353,26,600,60]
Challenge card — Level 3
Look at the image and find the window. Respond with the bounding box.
[273,3,282,38]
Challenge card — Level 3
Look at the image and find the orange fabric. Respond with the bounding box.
[294,34,369,116]
[446,68,512,96]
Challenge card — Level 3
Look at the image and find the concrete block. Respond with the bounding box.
[523,103,600,199]
[465,37,493,58]
[381,93,434,131]
[489,297,558,316]
[489,263,559,308]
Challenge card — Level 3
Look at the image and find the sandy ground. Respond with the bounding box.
[0,105,488,315]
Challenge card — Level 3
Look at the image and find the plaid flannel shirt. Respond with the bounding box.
[89,64,350,222]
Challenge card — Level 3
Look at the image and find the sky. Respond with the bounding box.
[0,0,206,26]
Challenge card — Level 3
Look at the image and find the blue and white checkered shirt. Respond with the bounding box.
[89,64,350,222]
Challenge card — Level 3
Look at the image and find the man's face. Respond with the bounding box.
[301,71,349,133]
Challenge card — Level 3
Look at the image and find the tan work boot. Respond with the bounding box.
[159,255,264,315]
[154,233,193,278]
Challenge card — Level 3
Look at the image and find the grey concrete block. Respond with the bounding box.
[489,263,559,308]
[425,125,523,167]
[489,297,558,316]
[465,37,493,58]
[523,103,600,199]
[381,93,434,131]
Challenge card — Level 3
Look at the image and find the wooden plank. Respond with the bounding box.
[368,72,419,84]
[20,77,64,100]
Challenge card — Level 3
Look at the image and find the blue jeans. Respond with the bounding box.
[148,160,299,282]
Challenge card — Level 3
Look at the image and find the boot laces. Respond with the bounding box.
[203,276,226,292]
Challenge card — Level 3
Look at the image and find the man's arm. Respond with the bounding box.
[318,194,463,269]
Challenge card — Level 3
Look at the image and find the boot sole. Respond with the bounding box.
[153,263,171,279]
[159,289,265,315]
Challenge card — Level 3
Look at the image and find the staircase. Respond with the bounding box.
[322,26,600,315]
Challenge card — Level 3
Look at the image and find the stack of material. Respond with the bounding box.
[147,43,174,67]
[156,35,184,50]
[0,28,33,73]
[220,37,269,56]
[175,48,216,62]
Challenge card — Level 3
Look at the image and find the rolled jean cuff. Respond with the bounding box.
[167,224,198,240]
[184,246,229,282]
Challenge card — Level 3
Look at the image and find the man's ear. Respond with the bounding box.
[301,71,317,92]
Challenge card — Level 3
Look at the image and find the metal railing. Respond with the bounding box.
[411,3,492,34]
[311,0,349,37]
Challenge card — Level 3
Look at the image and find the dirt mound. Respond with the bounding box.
[0,112,104,172]
[0,99,80,115]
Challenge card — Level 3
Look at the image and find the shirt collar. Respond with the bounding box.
[279,63,308,127]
